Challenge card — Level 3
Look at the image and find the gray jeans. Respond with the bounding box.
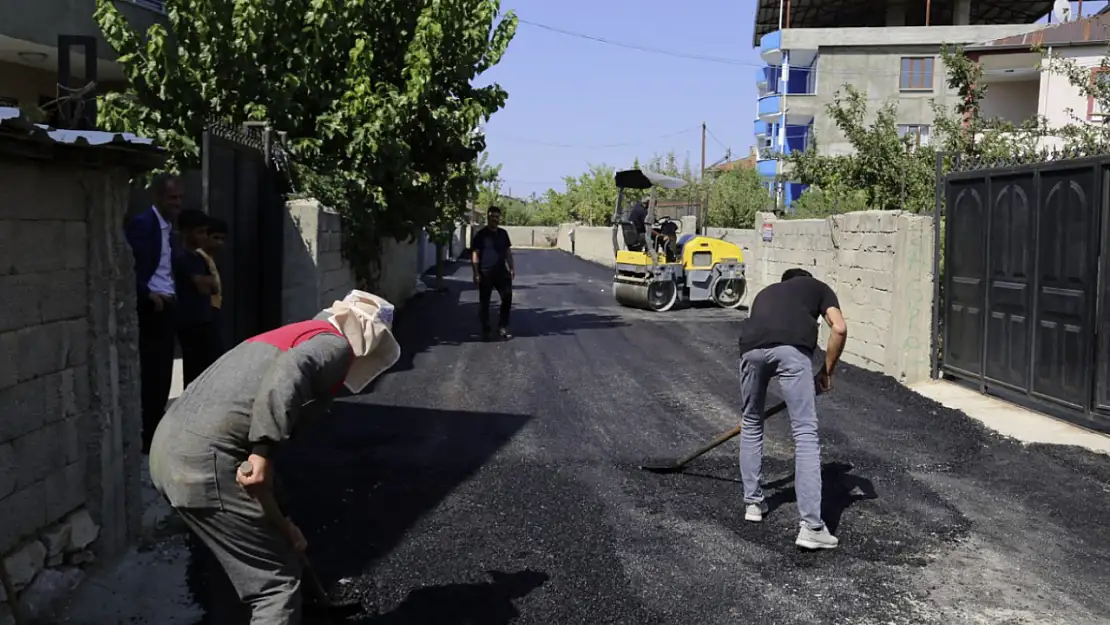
[739,345,824,530]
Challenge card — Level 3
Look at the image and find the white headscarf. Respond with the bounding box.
[322,290,402,393]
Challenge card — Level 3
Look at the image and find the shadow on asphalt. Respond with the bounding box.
[357,570,550,625]
[185,402,532,622]
[666,461,878,535]
[763,462,879,534]
[361,270,627,393]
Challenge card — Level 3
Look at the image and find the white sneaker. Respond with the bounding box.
[744,502,769,522]
[796,525,839,550]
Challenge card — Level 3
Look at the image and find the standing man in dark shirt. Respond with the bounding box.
[124,173,183,454]
[471,206,515,341]
[626,197,658,262]
[735,268,848,550]
[174,209,220,388]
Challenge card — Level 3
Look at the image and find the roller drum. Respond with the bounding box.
[613,281,652,309]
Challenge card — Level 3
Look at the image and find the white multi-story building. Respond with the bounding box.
[965,10,1110,149]
[752,0,1055,208]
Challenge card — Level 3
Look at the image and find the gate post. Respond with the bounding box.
[930,151,955,380]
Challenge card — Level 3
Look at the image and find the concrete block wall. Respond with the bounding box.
[499,226,559,248]
[0,158,144,619]
[282,199,421,323]
[727,211,934,384]
[558,210,934,385]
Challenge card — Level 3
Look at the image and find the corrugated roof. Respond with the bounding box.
[752,0,1053,47]
[0,106,161,152]
[969,12,1110,49]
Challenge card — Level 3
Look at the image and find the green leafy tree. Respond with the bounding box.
[705,167,768,228]
[94,0,518,290]
[785,85,936,213]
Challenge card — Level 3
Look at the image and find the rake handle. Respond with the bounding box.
[669,399,789,468]
[238,461,334,607]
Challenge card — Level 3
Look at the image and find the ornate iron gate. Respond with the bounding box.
[939,153,1110,433]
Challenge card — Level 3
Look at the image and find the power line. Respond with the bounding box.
[498,125,700,149]
[705,127,729,152]
[517,19,746,66]
[517,18,1004,80]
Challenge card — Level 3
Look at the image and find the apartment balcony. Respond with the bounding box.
[756,67,768,89]
[757,93,818,124]
[759,31,781,64]
[757,158,779,178]
[757,94,782,121]
[754,120,768,138]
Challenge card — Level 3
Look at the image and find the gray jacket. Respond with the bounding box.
[149,318,351,510]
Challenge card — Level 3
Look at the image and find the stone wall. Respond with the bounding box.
[0,129,158,622]
[558,210,934,385]
[282,198,421,322]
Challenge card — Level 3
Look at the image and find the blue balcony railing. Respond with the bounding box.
[759,31,781,58]
[757,159,778,178]
[754,120,768,137]
[757,95,782,119]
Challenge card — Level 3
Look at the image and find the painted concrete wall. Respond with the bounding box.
[0,154,147,619]
[562,210,934,384]
[500,226,559,248]
[282,199,421,322]
[1040,46,1106,131]
[812,46,958,156]
[979,79,1040,124]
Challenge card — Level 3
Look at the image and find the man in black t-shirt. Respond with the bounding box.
[471,206,515,341]
[626,198,659,262]
[736,268,848,550]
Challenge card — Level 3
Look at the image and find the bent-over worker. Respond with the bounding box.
[736,268,848,550]
[149,290,402,624]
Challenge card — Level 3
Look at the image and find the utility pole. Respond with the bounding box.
[700,122,707,234]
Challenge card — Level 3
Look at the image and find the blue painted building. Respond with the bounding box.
[750,0,1052,210]
[754,29,816,211]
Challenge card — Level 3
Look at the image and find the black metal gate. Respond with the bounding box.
[200,123,286,346]
[939,154,1110,434]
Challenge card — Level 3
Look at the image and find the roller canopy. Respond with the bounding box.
[614,169,689,190]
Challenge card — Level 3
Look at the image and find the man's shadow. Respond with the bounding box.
[362,570,550,625]
[764,462,878,533]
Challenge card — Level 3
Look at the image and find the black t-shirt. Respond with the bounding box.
[173,249,214,328]
[471,227,512,272]
[737,276,840,355]
[628,203,647,234]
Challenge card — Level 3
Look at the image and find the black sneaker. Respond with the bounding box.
[482,328,492,342]
[498,328,512,340]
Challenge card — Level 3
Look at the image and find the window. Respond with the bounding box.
[1087,68,1110,120]
[900,57,934,91]
[128,0,165,12]
[898,124,930,149]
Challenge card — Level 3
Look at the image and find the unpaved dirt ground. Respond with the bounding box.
[181,250,1110,624]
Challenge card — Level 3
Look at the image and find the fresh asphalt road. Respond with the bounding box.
[207,250,1110,624]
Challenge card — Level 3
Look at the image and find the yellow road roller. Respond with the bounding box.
[611,168,746,312]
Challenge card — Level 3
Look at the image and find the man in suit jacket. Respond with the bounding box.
[125,173,184,454]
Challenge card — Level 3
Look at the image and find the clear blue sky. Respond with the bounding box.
[476,0,1106,200]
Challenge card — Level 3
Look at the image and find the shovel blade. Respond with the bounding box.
[638,464,684,474]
